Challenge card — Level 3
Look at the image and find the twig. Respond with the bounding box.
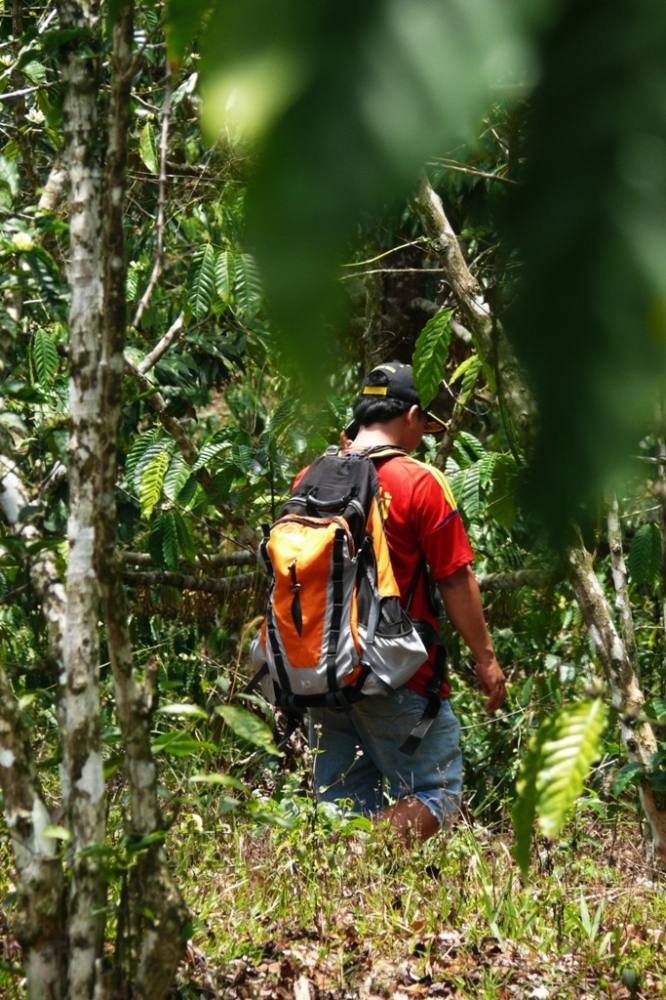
[0,84,52,101]
[132,65,173,328]
[341,238,428,268]
[340,267,446,281]
[137,312,185,373]
[428,158,517,186]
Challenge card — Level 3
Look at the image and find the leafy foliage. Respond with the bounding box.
[189,243,217,319]
[513,699,608,873]
[31,329,58,385]
[506,0,666,531]
[627,522,662,586]
[413,309,452,408]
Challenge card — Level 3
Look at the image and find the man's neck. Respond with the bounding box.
[351,424,405,451]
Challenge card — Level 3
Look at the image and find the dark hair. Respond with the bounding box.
[353,395,411,427]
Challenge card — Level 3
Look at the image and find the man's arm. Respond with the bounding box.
[437,563,506,713]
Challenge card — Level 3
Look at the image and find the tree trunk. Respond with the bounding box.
[98,8,189,996]
[57,0,107,992]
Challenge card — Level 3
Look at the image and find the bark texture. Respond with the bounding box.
[57,0,107,992]
[99,8,189,994]
[569,546,666,860]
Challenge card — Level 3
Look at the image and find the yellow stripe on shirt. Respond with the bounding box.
[410,458,458,510]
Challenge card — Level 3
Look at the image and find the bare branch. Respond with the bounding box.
[137,311,185,374]
[122,549,256,569]
[123,569,262,595]
[418,179,534,440]
[132,66,173,329]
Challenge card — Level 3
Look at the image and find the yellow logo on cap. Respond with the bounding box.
[362,386,388,396]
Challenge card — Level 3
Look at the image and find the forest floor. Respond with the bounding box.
[167,798,666,1000]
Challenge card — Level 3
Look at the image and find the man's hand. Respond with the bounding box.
[475,657,506,714]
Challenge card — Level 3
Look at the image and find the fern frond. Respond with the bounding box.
[161,510,179,570]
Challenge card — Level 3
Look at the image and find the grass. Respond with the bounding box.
[167,788,666,999]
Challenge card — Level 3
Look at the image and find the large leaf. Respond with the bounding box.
[199,0,532,380]
[412,310,452,408]
[31,329,58,385]
[233,252,262,321]
[138,121,158,174]
[512,699,608,873]
[627,522,661,587]
[216,704,281,756]
[189,243,216,319]
[506,0,666,534]
[140,448,170,519]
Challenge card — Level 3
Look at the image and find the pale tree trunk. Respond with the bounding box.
[0,459,68,996]
[569,545,666,858]
[419,179,666,860]
[57,0,107,993]
[0,670,66,997]
[98,7,189,995]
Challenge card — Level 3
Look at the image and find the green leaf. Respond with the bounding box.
[163,454,192,503]
[506,0,666,537]
[189,243,216,319]
[140,448,170,519]
[173,510,197,564]
[139,121,158,174]
[161,510,179,570]
[215,248,236,302]
[0,156,19,200]
[412,310,452,408]
[166,0,213,64]
[151,731,215,757]
[31,330,58,385]
[42,824,71,842]
[157,702,208,719]
[125,429,163,486]
[487,453,520,530]
[233,252,262,321]
[189,773,248,792]
[612,761,643,796]
[216,704,281,755]
[627,522,662,586]
[512,699,608,873]
[192,440,228,472]
[649,696,666,722]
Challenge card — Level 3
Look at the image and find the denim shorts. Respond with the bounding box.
[308,689,462,826]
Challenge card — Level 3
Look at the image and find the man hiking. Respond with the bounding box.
[307,361,506,845]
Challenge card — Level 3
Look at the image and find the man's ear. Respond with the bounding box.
[405,404,422,426]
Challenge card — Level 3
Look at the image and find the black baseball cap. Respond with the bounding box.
[348,361,446,435]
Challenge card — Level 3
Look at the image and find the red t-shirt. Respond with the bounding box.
[372,453,474,697]
[292,451,474,698]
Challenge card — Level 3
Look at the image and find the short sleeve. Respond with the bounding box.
[410,466,474,580]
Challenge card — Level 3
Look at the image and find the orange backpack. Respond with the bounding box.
[249,446,427,710]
